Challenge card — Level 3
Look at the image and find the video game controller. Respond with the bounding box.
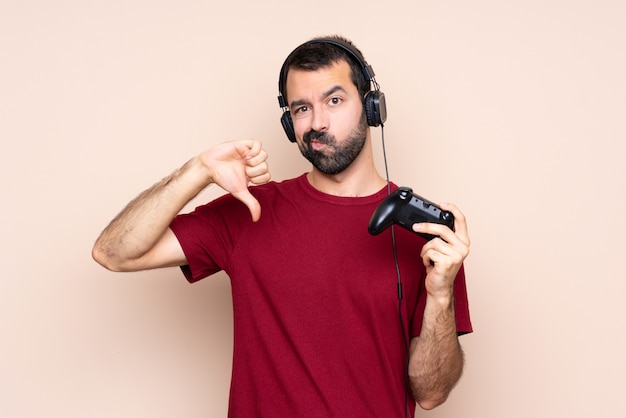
[368,187,455,240]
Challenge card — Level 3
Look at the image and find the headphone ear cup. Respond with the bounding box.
[364,90,387,127]
[280,111,297,143]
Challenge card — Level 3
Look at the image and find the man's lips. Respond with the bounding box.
[304,130,333,151]
[309,139,326,151]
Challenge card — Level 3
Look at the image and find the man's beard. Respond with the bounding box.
[298,112,368,175]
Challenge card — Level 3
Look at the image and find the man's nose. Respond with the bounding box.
[310,107,329,132]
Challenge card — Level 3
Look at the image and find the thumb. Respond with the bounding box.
[232,189,262,222]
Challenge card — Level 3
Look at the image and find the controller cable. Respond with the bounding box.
[379,124,411,418]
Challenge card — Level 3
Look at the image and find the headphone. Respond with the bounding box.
[277,38,387,143]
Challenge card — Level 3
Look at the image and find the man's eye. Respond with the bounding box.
[294,106,308,114]
[329,97,342,105]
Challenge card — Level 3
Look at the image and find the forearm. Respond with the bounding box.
[92,157,210,271]
[409,294,464,410]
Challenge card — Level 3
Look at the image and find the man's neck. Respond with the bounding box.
[306,163,387,198]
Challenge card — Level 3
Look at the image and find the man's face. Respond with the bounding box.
[285,60,368,174]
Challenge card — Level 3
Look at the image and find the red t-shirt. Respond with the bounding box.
[170,174,472,417]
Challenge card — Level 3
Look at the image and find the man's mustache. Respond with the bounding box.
[303,130,334,145]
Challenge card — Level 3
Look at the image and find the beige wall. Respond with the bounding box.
[1,1,625,417]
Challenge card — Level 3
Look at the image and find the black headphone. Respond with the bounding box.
[277,38,387,143]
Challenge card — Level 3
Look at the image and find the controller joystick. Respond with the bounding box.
[368,187,455,240]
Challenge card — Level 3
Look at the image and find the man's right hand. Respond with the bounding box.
[92,140,271,272]
[199,139,271,222]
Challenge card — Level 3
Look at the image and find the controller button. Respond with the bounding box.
[398,188,411,200]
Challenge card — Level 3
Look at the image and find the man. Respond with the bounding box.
[93,35,473,416]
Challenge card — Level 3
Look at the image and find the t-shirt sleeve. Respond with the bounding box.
[169,209,221,283]
[169,194,245,283]
[452,264,473,335]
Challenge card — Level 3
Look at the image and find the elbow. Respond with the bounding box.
[92,242,159,272]
[91,244,125,272]
[91,246,114,271]
[409,366,463,411]
[411,375,462,410]
[416,393,448,411]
